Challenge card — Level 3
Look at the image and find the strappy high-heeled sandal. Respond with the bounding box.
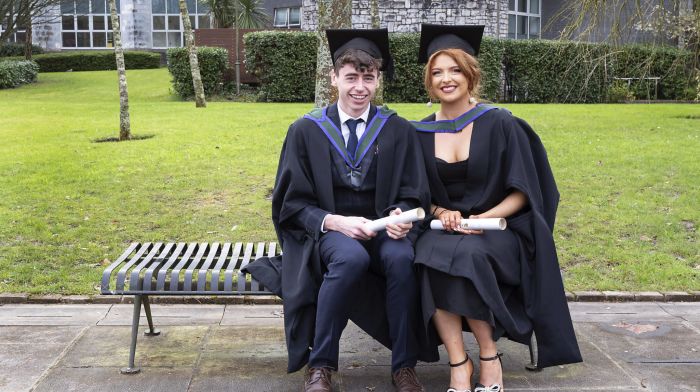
[474,352,503,392]
[446,353,473,392]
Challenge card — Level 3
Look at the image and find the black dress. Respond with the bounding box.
[418,157,527,341]
[413,107,582,368]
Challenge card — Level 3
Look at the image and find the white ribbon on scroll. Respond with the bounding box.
[365,208,426,232]
[430,218,507,231]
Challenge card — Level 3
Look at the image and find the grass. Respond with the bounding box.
[0,68,698,294]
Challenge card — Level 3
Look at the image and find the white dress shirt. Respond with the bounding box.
[320,104,372,232]
[337,104,370,146]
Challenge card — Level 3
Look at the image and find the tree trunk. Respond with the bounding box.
[369,0,383,106]
[23,8,32,60]
[179,0,207,107]
[109,0,131,141]
[314,0,352,108]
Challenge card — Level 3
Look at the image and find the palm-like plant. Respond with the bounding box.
[204,0,268,29]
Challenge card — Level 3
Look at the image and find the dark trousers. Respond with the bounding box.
[308,231,419,372]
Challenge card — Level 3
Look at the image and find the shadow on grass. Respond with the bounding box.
[92,134,156,143]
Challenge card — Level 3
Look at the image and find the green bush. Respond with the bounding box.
[609,45,695,100]
[0,60,39,89]
[244,31,317,102]
[384,33,426,103]
[4,50,161,72]
[243,31,696,103]
[0,42,44,57]
[607,80,635,102]
[167,46,228,98]
[502,40,610,103]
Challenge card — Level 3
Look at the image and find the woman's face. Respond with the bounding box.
[429,53,470,105]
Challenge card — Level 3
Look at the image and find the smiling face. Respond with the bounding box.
[424,49,481,106]
[332,63,379,117]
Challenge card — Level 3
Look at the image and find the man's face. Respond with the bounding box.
[331,63,379,117]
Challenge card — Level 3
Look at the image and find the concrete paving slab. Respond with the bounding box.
[32,366,193,392]
[575,322,700,392]
[190,353,303,392]
[658,303,700,321]
[98,304,225,326]
[0,304,110,326]
[204,325,287,358]
[58,325,209,368]
[568,302,675,323]
[220,304,284,326]
[0,326,86,392]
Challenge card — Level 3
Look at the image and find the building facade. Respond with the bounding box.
[3,0,683,51]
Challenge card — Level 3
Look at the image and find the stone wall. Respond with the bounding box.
[302,0,508,38]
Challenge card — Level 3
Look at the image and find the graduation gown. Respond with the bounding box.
[244,103,437,373]
[414,107,582,368]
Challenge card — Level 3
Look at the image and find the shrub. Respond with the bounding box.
[0,60,39,89]
[244,31,317,102]
[0,42,44,57]
[243,31,696,103]
[607,81,635,102]
[167,46,228,98]
[4,50,161,72]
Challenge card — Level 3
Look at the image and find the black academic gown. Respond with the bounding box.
[415,108,582,368]
[245,103,438,373]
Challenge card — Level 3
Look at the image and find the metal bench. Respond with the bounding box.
[102,241,541,374]
[101,241,279,374]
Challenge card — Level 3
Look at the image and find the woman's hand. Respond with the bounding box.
[464,214,484,235]
[437,209,462,232]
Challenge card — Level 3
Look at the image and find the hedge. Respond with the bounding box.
[0,42,44,57]
[167,46,228,98]
[0,60,39,89]
[244,31,697,103]
[244,31,318,102]
[5,50,161,72]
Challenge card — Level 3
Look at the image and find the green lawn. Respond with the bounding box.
[0,68,698,294]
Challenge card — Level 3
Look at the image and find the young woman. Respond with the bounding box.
[411,24,582,392]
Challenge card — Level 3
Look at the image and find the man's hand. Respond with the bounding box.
[385,208,412,240]
[324,215,376,240]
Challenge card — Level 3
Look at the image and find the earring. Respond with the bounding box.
[469,97,477,104]
[426,99,433,108]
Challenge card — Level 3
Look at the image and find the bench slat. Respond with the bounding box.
[101,242,139,293]
[236,243,255,292]
[224,242,244,292]
[196,242,220,291]
[116,243,152,291]
[157,242,187,291]
[173,243,206,291]
[183,242,209,291]
[210,242,231,291]
[142,242,175,291]
[129,242,163,291]
[250,242,266,292]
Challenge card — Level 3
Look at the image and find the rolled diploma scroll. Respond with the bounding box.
[365,208,425,232]
[430,218,507,231]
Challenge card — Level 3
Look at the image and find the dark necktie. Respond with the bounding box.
[345,118,363,159]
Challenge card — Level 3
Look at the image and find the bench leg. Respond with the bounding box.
[142,295,160,336]
[525,333,541,372]
[121,295,143,374]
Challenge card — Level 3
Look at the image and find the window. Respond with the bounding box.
[508,0,540,39]
[273,7,300,28]
[0,7,27,43]
[61,0,117,48]
[152,0,211,49]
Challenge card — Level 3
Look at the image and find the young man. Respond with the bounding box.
[245,29,436,391]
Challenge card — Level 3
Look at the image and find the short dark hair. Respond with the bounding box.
[333,49,383,75]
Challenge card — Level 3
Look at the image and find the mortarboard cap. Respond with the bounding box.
[418,24,485,63]
[326,28,395,80]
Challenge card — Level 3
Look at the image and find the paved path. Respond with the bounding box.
[0,302,698,391]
